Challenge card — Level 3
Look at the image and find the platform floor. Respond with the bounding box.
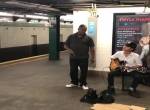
[0,53,150,110]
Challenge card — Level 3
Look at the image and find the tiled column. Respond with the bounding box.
[49,16,60,60]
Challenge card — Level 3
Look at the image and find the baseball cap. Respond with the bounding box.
[125,41,137,51]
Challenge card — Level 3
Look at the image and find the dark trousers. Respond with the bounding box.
[141,72,150,86]
[69,58,88,86]
[108,69,142,91]
[131,70,150,89]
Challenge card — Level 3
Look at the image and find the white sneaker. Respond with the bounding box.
[82,85,89,90]
[65,83,78,88]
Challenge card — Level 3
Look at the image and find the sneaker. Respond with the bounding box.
[82,85,89,90]
[65,83,78,88]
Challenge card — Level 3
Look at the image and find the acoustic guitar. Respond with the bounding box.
[109,58,126,72]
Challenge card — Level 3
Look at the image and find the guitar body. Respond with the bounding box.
[109,58,120,71]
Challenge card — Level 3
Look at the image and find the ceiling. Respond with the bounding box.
[0,0,150,15]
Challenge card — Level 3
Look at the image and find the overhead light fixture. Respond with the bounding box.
[25,15,49,20]
[34,13,48,16]
[89,3,97,17]
[60,14,73,22]
[0,12,13,17]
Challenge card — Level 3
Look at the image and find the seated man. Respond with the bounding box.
[108,41,143,98]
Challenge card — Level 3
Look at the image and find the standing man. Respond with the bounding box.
[65,24,95,90]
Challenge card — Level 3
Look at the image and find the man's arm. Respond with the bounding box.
[64,35,75,55]
[64,44,74,55]
[88,37,95,63]
[90,47,95,63]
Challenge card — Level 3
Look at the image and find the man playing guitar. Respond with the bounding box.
[108,41,143,98]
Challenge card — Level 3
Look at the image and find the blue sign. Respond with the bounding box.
[88,21,96,37]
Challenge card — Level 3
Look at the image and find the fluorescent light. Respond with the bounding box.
[0,12,13,17]
[26,15,49,20]
[60,14,73,21]
[34,13,48,16]
[14,14,24,17]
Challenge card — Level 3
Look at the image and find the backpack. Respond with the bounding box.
[80,88,115,104]
[80,88,98,104]
[96,90,115,104]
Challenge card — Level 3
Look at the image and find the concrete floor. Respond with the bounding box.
[0,53,150,110]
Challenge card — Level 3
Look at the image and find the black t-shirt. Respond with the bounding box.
[65,33,95,59]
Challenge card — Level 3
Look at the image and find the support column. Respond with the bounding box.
[48,16,60,60]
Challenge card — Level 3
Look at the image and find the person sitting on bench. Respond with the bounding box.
[108,41,143,98]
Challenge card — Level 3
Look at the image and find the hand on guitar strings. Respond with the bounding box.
[124,65,143,70]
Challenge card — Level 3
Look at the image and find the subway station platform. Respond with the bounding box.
[0,53,150,110]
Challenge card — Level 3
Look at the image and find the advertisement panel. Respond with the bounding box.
[113,13,150,55]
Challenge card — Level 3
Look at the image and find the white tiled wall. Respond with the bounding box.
[0,26,49,48]
[0,24,72,48]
